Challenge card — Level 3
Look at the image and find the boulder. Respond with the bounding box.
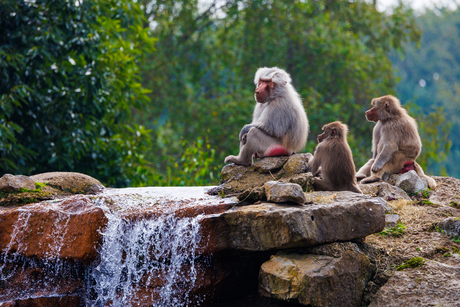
[392,170,428,194]
[259,245,373,306]
[203,191,386,252]
[263,181,306,204]
[370,260,460,307]
[436,217,460,238]
[0,195,108,264]
[30,172,104,194]
[282,154,310,176]
[0,174,36,192]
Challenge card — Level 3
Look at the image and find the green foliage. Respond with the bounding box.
[379,221,406,237]
[396,257,425,271]
[0,0,155,187]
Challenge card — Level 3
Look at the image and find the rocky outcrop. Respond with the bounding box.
[370,260,460,307]
[212,155,314,200]
[203,191,386,252]
[259,243,373,306]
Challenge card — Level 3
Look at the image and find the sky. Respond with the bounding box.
[376,0,458,12]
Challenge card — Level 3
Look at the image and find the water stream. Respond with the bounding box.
[0,187,235,306]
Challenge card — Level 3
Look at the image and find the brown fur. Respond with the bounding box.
[356,95,437,189]
[307,121,362,193]
[224,67,309,166]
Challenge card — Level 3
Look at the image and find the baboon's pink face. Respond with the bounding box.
[255,78,272,103]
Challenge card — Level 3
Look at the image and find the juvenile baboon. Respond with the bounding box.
[356,95,437,189]
[306,121,362,193]
[224,67,309,166]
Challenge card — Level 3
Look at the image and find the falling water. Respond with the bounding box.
[1,187,231,306]
[85,188,217,307]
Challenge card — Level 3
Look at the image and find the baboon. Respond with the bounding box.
[306,121,362,193]
[224,67,309,166]
[356,95,437,189]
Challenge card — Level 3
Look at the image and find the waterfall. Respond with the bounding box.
[85,191,206,307]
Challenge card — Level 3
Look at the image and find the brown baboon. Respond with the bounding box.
[356,95,437,189]
[306,121,362,193]
[224,67,309,166]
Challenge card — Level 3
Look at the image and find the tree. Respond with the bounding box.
[0,0,155,186]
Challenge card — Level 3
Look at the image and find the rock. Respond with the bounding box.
[253,156,289,173]
[0,174,36,192]
[378,182,410,201]
[369,260,460,307]
[237,186,266,202]
[30,172,104,194]
[0,264,84,305]
[359,181,380,196]
[282,153,309,176]
[0,195,108,264]
[393,170,428,194]
[218,164,279,196]
[385,214,400,228]
[436,217,460,238]
[203,191,386,252]
[259,247,373,306]
[221,164,250,182]
[263,181,306,204]
[1,295,83,307]
[281,172,314,192]
[429,176,460,207]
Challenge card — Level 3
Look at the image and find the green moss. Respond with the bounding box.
[379,222,406,237]
[452,246,460,253]
[435,247,449,254]
[443,252,452,257]
[397,257,425,271]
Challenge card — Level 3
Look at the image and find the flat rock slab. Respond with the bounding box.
[370,259,460,307]
[259,247,373,306]
[203,191,386,252]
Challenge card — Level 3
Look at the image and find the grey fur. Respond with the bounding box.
[225,67,309,166]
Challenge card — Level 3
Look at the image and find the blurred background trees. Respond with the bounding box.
[0,0,456,187]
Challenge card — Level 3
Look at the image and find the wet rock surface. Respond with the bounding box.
[0,195,108,264]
